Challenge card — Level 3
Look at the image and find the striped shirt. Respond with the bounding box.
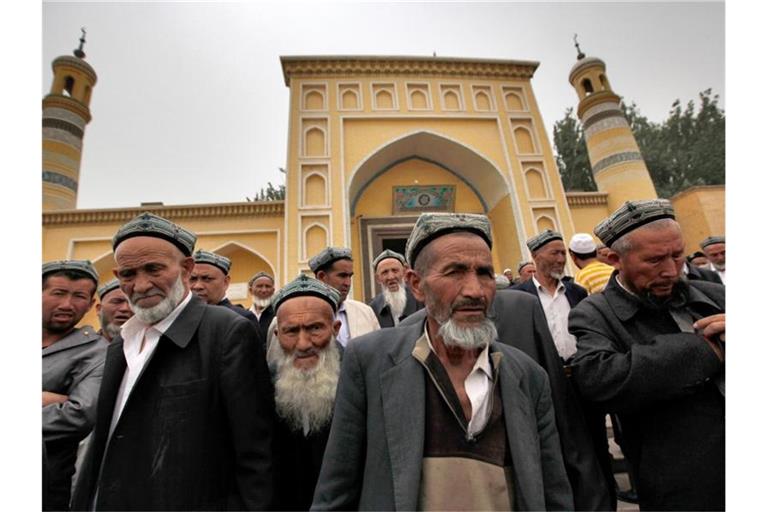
[574,260,615,294]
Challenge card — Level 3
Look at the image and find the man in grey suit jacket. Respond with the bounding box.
[312,213,573,511]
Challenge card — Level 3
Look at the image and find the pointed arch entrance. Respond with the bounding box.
[348,131,525,302]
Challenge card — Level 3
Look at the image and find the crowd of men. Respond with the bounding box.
[42,200,725,511]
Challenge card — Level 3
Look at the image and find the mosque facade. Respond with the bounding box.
[42,47,724,328]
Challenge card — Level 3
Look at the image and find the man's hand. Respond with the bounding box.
[42,391,69,407]
[693,314,725,362]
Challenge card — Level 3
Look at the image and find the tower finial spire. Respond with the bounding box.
[74,27,86,59]
[573,33,585,60]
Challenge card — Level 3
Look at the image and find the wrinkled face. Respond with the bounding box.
[702,243,725,268]
[114,236,193,310]
[97,287,133,329]
[42,275,96,334]
[533,240,567,279]
[375,258,405,292]
[410,233,496,327]
[317,259,353,302]
[615,224,686,298]
[276,296,340,370]
[250,276,275,300]
[190,263,230,305]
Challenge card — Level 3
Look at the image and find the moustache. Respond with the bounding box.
[130,288,166,303]
[451,297,488,314]
[293,347,321,359]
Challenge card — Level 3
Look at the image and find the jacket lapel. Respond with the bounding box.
[497,350,542,511]
[380,323,426,511]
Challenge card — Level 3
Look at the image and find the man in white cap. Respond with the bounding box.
[568,233,615,295]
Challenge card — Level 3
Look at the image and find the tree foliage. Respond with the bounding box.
[553,89,725,198]
[248,181,285,201]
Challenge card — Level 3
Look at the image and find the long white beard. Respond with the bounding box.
[711,262,725,271]
[438,316,498,350]
[252,297,272,309]
[383,285,407,322]
[130,274,186,325]
[272,337,340,436]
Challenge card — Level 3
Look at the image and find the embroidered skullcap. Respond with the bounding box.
[97,279,121,300]
[372,249,407,270]
[308,247,353,274]
[594,199,676,248]
[526,230,563,253]
[517,260,534,273]
[700,236,725,249]
[405,212,492,267]
[193,250,231,275]
[569,233,597,255]
[42,259,99,285]
[272,273,341,313]
[248,271,274,287]
[112,212,197,256]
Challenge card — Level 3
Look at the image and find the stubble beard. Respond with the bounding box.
[273,336,340,435]
[252,297,272,309]
[130,274,186,325]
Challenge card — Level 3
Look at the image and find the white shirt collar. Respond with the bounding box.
[532,275,565,295]
[121,290,193,340]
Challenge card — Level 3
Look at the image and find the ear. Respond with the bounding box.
[608,250,621,269]
[406,268,425,302]
[224,274,231,286]
[316,270,327,283]
[96,302,102,313]
[332,319,342,336]
[180,256,195,277]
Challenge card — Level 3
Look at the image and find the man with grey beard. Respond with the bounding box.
[72,212,274,511]
[312,213,572,511]
[368,249,423,327]
[513,230,588,361]
[265,274,342,510]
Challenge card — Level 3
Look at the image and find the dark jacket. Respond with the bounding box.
[368,286,424,328]
[512,276,588,308]
[686,262,724,284]
[311,318,573,511]
[255,304,275,345]
[569,276,725,511]
[72,295,274,511]
[399,289,612,510]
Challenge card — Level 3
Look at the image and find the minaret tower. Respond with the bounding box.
[43,29,97,211]
[568,36,657,212]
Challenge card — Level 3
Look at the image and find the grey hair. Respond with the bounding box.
[611,218,680,256]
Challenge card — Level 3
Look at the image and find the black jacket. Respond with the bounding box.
[72,294,275,511]
[570,276,725,510]
[686,262,724,285]
[512,277,588,308]
[368,286,424,328]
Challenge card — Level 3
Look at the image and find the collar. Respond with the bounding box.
[605,272,721,321]
[42,325,103,356]
[338,301,347,313]
[421,321,493,379]
[121,291,193,340]
[532,275,565,294]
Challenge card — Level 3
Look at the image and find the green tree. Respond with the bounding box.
[554,90,725,198]
[552,108,596,191]
[248,168,286,201]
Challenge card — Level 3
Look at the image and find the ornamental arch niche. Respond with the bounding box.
[348,130,524,301]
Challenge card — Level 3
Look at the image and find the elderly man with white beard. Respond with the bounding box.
[71,212,274,511]
[311,212,572,511]
[265,274,343,510]
[368,249,424,327]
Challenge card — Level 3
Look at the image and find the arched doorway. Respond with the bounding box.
[348,131,523,302]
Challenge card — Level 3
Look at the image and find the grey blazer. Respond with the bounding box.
[310,320,574,511]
